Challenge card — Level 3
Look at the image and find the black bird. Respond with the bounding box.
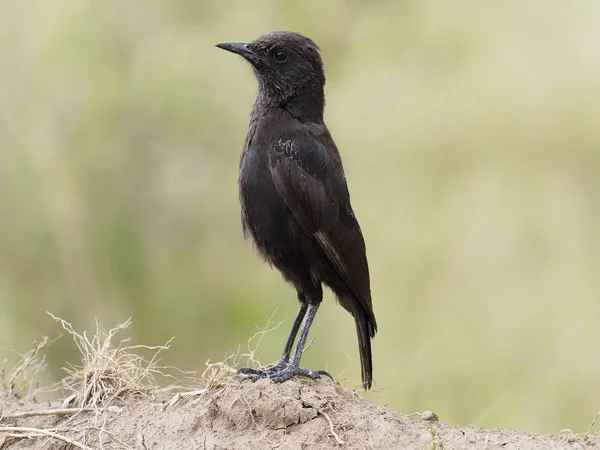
[216,31,377,389]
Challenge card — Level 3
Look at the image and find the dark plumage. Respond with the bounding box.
[216,31,377,389]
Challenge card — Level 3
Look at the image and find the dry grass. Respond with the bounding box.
[0,313,178,449]
[164,309,286,408]
[0,336,51,417]
[47,312,172,409]
[0,312,291,448]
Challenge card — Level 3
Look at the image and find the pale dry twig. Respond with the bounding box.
[0,426,92,449]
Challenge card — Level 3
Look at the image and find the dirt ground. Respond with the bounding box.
[1,320,598,449]
[1,377,598,450]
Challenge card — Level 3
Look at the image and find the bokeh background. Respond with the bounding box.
[2,0,600,434]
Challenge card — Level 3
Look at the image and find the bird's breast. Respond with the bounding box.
[238,146,298,261]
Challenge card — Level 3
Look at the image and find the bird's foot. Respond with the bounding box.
[237,362,333,383]
[237,360,288,378]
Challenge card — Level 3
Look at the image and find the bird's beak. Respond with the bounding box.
[215,41,258,62]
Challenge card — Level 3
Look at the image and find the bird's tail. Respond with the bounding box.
[354,306,376,390]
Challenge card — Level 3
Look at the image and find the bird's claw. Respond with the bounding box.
[237,360,287,377]
[237,364,333,383]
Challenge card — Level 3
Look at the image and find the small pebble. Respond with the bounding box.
[421,410,439,421]
[108,405,122,414]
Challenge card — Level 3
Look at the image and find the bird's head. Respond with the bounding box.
[216,31,325,117]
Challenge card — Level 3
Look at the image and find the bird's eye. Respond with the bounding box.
[274,51,288,62]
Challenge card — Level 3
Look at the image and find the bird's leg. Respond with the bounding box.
[237,303,307,376]
[239,303,333,383]
[268,303,333,381]
[276,302,308,363]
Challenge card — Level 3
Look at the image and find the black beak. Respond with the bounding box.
[215,41,257,61]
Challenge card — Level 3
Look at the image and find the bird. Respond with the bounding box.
[216,31,377,389]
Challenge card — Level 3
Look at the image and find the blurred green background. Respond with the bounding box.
[1,0,600,434]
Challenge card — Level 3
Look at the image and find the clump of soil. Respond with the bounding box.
[1,316,598,449]
[1,377,597,449]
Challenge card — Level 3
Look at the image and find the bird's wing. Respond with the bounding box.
[268,133,376,329]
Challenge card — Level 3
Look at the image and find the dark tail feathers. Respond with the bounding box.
[354,307,376,389]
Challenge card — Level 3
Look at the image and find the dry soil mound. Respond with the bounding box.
[1,377,597,449]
